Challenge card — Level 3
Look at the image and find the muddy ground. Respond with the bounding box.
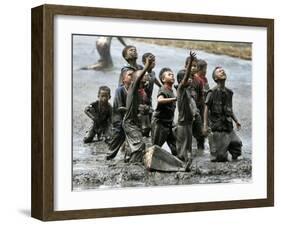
[72,36,252,191]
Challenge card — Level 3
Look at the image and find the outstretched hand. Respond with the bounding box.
[236,121,241,131]
[189,50,196,61]
[144,55,155,68]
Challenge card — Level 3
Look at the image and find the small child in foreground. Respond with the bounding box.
[83,86,112,143]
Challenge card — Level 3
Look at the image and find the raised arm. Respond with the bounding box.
[133,55,155,90]
[180,51,196,87]
[154,77,162,88]
[117,37,127,47]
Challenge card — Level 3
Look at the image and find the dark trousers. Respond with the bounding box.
[151,118,177,156]
[84,123,110,143]
[176,123,193,162]
[210,130,242,161]
[106,122,125,159]
[192,113,205,149]
[123,120,145,163]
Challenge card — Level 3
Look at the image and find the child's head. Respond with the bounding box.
[98,86,111,103]
[197,59,207,76]
[212,66,227,83]
[159,67,175,85]
[121,67,134,86]
[142,52,155,71]
[122,45,138,62]
[176,70,185,84]
[185,56,198,75]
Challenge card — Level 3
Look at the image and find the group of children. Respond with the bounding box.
[83,44,243,171]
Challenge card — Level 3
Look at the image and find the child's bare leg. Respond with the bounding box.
[83,124,96,143]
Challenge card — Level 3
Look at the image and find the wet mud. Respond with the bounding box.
[72,36,252,191]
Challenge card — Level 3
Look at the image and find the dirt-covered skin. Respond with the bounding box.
[72,36,252,191]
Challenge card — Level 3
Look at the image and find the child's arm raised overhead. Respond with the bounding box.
[133,55,155,90]
[180,50,196,87]
[154,77,162,88]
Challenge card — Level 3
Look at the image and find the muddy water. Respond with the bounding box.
[72,36,252,191]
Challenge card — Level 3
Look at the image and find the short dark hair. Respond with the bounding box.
[177,69,185,84]
[142,52,154,64]
[98,86,111,97]
[159,67,172,84]
[212,66,222,83]
[122,45,136,60]
[120,67,134,84]
[197,59,207,71]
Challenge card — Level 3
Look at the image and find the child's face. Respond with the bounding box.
[162,71,175,84]
[123,70,134,85]
[202,65,207,76]
[190,61,198,75]
[98,90,110,104]
[125,47,138,60]
[141,73,149,84]
[199,65,207,76]
[214,67,227,81]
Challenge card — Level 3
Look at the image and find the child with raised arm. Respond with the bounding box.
[203,66,242,162]
[122,54,155,162]
[177,56,205,152]
[141,52,161,106]
[176,51,197,171]
[83,86,112,143]
[151,68,177,156]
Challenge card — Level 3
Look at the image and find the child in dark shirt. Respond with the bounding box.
[83,86,112,143]
[203,66,242,162]
[106,68,134,160]
[151,68,177,156]
[176,51,197,171]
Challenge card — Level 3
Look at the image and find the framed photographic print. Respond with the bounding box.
[31,4,274,221]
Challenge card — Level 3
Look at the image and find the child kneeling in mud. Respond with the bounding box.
[203,66,242,162]
[83,86,112,143]
[122,54,156,162]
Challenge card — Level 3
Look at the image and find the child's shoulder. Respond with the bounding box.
[225,87,233,94]
[209,86,233,95]
[158,86,174,97]
[115,85,126,93]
